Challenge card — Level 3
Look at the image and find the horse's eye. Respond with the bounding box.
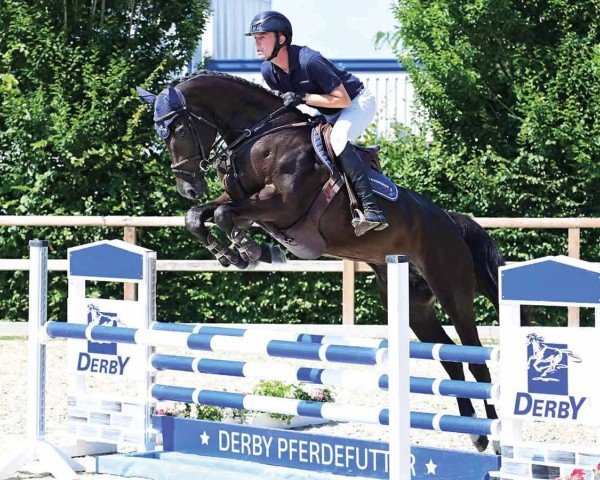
[179,129,186,137]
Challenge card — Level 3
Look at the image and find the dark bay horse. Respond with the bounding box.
[138,71,505,452]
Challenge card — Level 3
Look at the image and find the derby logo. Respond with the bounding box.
[76,304,130,375]
[526,333,581,393]
[513,333,586,420]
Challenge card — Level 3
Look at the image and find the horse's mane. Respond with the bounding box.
[172,70,280,100]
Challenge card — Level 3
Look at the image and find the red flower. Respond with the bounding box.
[567,469,586,480]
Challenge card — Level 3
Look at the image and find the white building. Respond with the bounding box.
[191,0,415,136]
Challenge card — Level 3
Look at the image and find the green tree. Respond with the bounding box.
[370,0,600,324]
[0,0,211,219]
[386,0,600,220]
[0,1,214,321]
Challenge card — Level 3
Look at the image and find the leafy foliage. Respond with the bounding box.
[369,0,600,325]
[388,0,600,221]
[0,1,213,320]
[0,1,379,326]
[2,1,598,328]
[252,380,336,423]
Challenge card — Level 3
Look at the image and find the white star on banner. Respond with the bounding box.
[200,431,210,445]
[425,459,437,475]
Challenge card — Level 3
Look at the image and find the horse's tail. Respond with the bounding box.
[447,212,506,314]
[565,350,582,363]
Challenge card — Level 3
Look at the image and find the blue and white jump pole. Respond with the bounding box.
[0,241,413,480]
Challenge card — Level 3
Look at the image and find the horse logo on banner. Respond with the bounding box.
[88,304,126,329]
[526,333,581,392]
[86,304,126,355]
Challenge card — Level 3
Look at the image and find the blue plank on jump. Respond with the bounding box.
[45,321,386,366]
[501,257,600,305]
[410,342,495,364]
[151,354,494,399]
[69,241,149,281]
[151,322,389,348]
[47,320,493,366]
[95,416,499,480]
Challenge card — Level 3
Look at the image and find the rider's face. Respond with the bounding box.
[253,32,279,60]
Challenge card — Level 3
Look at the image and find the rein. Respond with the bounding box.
[164,107,220,180]
[168,102,319,182]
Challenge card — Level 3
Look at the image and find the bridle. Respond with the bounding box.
[159,92,321,183]
[155,106,224,181]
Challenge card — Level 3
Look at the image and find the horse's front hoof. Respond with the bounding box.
[217,256,231,268]
[269,245,287,263]
[471,434,489,452]
[259,244,287,264]
[239,244,262,262]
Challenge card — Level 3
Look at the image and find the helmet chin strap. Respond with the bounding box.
[267,34,286,61]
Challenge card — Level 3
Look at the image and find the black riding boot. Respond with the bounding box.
[337,142,389,236]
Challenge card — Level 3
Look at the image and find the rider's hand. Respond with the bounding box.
[282,92,305,108]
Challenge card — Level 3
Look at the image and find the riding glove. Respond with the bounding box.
[282,92,305,107]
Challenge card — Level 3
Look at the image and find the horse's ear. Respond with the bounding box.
[166,86,184,109]
[136,86,156,105]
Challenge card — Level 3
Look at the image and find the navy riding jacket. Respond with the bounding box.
[261,45,363,115]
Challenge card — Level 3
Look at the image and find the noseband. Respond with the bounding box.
[156,106,225,181]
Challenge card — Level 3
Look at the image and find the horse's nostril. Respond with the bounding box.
[185,186,198,198]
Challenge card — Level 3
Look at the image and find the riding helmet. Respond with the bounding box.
[245,11,293,45]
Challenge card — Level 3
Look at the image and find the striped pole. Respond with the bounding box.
[410,342,499,364]
[410,376,498,401]
[45,321,496,365]
[152,322,389,348]
[150,354,498,400]
[151,353,387,390]
[411,412,501,437]
[151,384,387,425]
[150,384,500,436]
[44,322,387,366]
[151,322,499,364]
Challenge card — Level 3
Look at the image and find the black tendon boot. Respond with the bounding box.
[337,142,389,236]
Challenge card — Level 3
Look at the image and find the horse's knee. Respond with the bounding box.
[185,207,206,235]
[213,205,233,231]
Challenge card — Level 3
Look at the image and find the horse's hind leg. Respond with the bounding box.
[410,282,492,452]
[370,264,489,452]
[419,252,497,451]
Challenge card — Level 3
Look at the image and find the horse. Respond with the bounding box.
[526,333,581,380]
[137,71,507,452]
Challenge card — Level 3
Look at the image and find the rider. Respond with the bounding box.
[245,11,388,236]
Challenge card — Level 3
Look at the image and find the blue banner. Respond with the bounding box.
[154,416,499,479]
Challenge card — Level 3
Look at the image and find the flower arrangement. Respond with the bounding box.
[559,470,585,480]
[554,464,600,480]
[154,401,247,423]
[153,381,336,426]
[252,380,336,424]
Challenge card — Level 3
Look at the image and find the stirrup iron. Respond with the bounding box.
[351,209,381,237]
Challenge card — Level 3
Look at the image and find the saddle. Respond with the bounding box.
[260,123,399,260]
[311,123,398,202]
[312,123,382,174]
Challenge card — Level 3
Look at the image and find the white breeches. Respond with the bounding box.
[326,88,377,156]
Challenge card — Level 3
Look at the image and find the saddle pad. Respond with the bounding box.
[368,170,399,202]
[311,128,398,202]
[311,128,335,175]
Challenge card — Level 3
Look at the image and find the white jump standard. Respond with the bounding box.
[3,239,600,480]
